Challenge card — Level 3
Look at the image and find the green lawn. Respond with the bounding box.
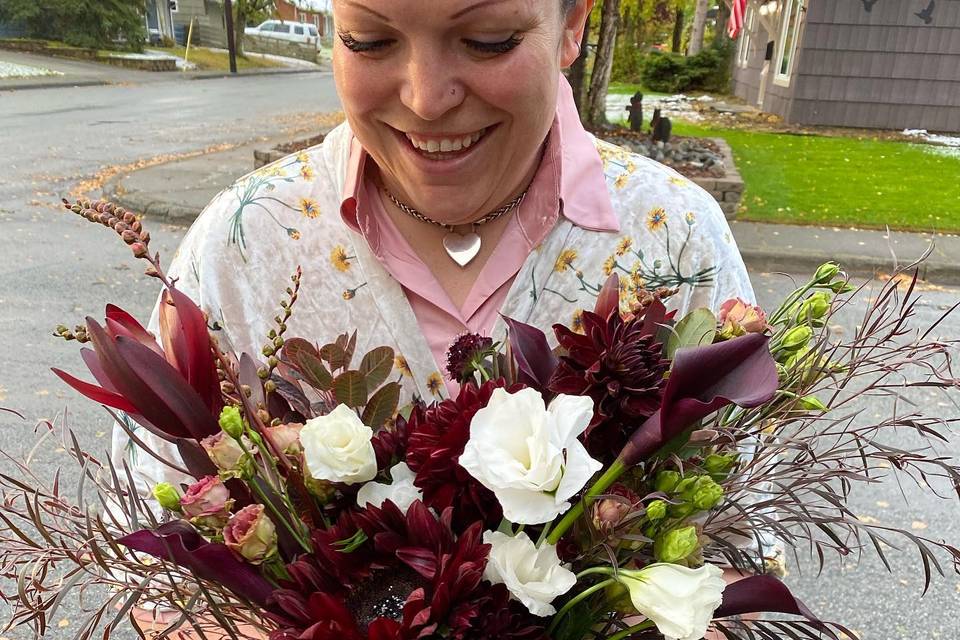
[672,121,960,232]
[607,82,670,98]
[149,45,283,71]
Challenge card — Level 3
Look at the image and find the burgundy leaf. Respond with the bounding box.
[594,273,620,319]
[620,333,778,465]
[715,575,850,639]
[114,336,220,441]
[85,319,192,440]
[503,316,559,392]
[51,368,138,414]
[159,288,223,415]
[119,521,274,607]
[105,304,164,357]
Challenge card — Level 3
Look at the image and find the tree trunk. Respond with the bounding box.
[568,10,592,115]
[715,0,731,41]
[688,0,709,54]
[671,6,684,53]
[585,0,621,126]
[233,0,247,57]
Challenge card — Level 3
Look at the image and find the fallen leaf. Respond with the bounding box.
[875,501,889,508]
[0,385,6,402]
[858,515,880,524]
[35,389,49,397]
[57,619,69,628]
[911,520,928,530]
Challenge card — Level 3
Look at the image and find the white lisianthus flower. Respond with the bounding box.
[356,462,423,512]
[458,388,602,524]
[619,563,726,640]
[482,530,576,616]
[300,404,377,485]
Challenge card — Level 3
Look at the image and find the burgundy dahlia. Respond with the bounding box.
[405,381,521,529]
[445,333,495,383]
[549,303,672,459]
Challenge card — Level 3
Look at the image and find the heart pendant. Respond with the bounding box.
[442,231,481,267]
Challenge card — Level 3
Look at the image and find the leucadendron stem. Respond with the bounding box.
[546,459,627,545]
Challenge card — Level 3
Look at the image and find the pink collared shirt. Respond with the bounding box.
[339,78,620,388]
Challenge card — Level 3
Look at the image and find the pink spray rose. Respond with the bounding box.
[223,504,277,565]
[591,483,640,534]
[180,476,233,527]
[200,431,253,478]
[718,298,768,338]
[264,422,303,456]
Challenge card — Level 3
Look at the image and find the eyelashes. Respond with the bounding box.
[337,31,524,55]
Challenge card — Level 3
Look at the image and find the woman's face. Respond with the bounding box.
[332,0,589,224]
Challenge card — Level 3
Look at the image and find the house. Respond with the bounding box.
[731,0,960,133]
[170,0,229,48]
[145,0,176,44]
[276,0,334,40]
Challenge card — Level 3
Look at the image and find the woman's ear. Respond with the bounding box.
[560,0,595,68]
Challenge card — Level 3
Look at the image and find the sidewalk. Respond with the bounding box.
[103,140,960,284]
[0,49,329,91]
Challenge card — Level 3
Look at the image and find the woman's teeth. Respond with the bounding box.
[405,129,485,154]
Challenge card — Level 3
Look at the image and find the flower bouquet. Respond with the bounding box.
[1,199,959,640]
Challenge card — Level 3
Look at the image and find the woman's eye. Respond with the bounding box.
[464,34,524,55]
[338,31,393,53]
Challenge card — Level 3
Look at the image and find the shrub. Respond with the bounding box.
[641,41,734,93]
[0,0,146,52]
[612,44,646,84]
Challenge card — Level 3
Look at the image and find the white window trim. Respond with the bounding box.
[736,6,756,69]
[773,0,805,87]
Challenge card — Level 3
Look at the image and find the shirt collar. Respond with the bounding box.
[340,74,619,234]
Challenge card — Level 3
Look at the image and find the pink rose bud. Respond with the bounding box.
[718,298,768,337]
[591,484,640,534]
[265,422,303,456]
[200,431,251,478]
[180,476,233,526]
[223,504,278,565]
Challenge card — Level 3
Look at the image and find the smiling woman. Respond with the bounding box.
[120,1,763,637]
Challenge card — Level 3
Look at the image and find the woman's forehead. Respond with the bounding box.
[332,0,552,21]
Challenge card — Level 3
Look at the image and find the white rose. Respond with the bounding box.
[619,563,726,640]
[459,388,602,524]
[300,404,377,485]
[482,530,576,616]
[356,462,423,512]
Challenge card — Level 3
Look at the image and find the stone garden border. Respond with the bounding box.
[0,39,177,72]
[691,137,743,220]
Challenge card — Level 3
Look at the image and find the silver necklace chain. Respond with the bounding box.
[383,188,527,231]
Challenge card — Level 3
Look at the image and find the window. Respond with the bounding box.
[169,0,178,12]
[294,25,304,35]
[775,0,805,85]
[308,25,318,37]
[273,23,291,34]
[736,6,756,68]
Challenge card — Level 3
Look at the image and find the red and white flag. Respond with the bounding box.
[727,0,748,38]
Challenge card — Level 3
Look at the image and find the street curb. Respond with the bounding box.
[740,247,960,284]
[0,79,108,92]
[103,174,208,225]
[190,68,330,81]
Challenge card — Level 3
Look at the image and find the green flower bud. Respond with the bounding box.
[676,476,699,502]
[813,262,840,284]
[703,453,738,476]
[218,405,245,440]
[828,280,856,294]
[654,470,681,494]
[645,499,667,522]
[797,395,829,412]
[691,476,724,510]
[796,292,831,321]
[781,326,813,351]
[152,482,182,512]
[655,525,699,563]
[304,474,337,503]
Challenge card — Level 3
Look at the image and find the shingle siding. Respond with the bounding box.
[732,0,960,132]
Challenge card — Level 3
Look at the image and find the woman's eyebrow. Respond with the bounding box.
[343,0,392,22]
[450,0,510,20]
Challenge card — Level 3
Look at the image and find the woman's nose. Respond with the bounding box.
[399,48,466,122]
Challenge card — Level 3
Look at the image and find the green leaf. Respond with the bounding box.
[666,308,717,358]
[283,338,333,391]
[333,371,368,408]
[361,382,400,429]
[359,347,395,390]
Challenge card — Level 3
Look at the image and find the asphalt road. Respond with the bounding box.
[1,68,958,639]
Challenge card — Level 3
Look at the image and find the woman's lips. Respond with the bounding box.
[391,124,496,164]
